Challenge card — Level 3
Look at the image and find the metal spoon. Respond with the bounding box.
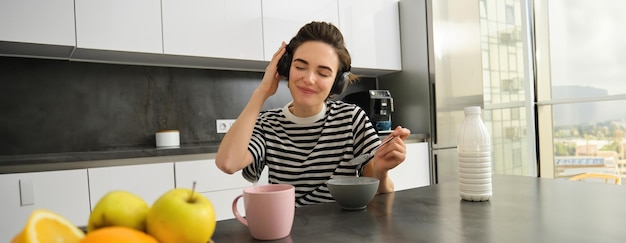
[351,135,396,177]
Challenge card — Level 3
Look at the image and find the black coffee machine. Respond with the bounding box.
[342,90,394,132]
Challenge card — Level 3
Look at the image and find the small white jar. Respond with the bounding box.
[155,130,180,148]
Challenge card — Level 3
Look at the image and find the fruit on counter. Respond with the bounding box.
[146,182,216,243]
[11,209,85,243]
[87,190,149,233]
[80,226,158,243]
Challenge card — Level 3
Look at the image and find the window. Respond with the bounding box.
[536,0,626,181]
[431,0,625,182]
[480,0,537,176]
[430,0,537,178]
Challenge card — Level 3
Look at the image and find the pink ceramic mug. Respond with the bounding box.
[232,184,295,240]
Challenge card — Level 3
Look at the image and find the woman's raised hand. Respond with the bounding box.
[257,42,287,99]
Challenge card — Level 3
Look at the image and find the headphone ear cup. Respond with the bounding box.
[277,47,292,79]
[330,72,349,95]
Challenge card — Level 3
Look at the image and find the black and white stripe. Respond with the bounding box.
[243,100,381,207]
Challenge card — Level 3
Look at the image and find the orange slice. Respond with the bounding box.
[81,226,159,243]
[13,209,85,243]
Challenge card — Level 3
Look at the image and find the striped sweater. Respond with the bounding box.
[243,100,381,207]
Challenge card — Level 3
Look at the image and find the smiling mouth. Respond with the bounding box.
[298,87,317,94]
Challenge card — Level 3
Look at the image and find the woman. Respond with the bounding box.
[216,21,410,207]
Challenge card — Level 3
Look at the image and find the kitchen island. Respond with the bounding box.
[212,174,626,242]
[0,136,430,241]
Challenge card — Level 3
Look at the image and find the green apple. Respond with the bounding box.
[87,190,149,232]
[146,185,216,243]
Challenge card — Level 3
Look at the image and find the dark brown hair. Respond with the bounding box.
[287,21,358,84]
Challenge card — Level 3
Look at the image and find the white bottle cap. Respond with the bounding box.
[464,106,481,114]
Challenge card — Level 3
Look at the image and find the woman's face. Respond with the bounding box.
[288,41,339,108]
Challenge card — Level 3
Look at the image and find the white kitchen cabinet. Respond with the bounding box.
[201,189,247,221]
[389,142,431,191]
[88,163,175,210]
[261,0,339,61]
[174,159,252,193]
[74,0,163,54]
[0,0,75,46]
[0,169,90,242]
[338,0,402,71]
[162,0,264,61]
[175,159,271,221]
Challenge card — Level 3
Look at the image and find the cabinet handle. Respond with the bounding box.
[19,179,35,206]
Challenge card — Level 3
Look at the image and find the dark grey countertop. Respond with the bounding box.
[212,174,626,243]
[0,142,220,166]
[0,133,428,174]
[0,143,219,174]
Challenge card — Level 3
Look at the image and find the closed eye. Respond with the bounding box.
[293,58,334,78]
[318,72,331,78]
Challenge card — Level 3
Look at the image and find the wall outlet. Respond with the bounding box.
[216,119,236,133]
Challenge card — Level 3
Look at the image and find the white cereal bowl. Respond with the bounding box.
[326,177,379,210]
